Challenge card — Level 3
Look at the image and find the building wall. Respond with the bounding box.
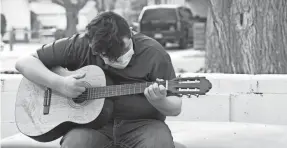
[1,0,31,41]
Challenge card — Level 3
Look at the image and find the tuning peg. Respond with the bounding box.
[187,94,191,98]
[177,94,183,97]
[195,94,199,98]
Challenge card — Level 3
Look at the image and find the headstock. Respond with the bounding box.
[164,76,212,98]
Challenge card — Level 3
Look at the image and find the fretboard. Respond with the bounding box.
[87,81,161,99]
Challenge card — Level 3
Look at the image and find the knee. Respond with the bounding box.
[148,120,172,133]
[145,120,174,144]
[118,120,174,148]
[60,128,90,148]
[60,128,101,148]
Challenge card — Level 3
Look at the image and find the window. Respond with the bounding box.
[141,8,177,22]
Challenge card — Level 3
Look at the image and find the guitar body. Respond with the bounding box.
[15,65,112,142]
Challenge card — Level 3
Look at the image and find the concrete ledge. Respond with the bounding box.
[178,73,287,94]
[167,94,230,122]
[230,94,287,125]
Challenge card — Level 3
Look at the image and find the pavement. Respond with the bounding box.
[0,43,43,72]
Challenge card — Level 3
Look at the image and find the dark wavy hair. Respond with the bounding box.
[85,11,131,62]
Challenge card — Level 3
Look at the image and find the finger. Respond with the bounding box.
[70,92,82,98]
[74,86,86,93]
[73,73,86,79]
[144,87,150,98]
[152,83,161,96]
[74,80,87,92]
[75,91,83,96]
[75,80,87,87]
[158,85,167,95]
[156,78,165,86]
[148,85,157,99]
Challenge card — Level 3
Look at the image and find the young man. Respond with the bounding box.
[15,11,182,148]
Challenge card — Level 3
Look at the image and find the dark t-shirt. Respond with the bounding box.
[37,32,176,121]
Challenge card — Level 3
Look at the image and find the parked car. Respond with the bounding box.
[138,4,194,49]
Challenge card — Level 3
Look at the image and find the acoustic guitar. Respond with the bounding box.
[15,65,212,142]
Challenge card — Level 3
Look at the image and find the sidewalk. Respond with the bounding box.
[0,43,44,72]
[0,43,42,66]
[0,43,42,56]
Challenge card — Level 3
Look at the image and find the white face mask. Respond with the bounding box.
[101,43,134,69]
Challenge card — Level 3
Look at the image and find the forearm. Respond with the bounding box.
[149,96,182,116]
[15,55,63,90]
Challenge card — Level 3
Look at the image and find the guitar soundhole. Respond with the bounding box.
[72,90,89,104]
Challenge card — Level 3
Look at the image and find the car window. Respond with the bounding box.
[141,8,177,22]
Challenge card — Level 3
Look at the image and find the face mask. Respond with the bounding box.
[101,44,134,69]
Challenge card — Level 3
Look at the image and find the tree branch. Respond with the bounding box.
[51,0,65,7]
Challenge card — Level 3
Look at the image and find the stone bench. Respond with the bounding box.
[2,121,287,148]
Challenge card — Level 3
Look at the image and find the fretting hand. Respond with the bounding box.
[144,78,167,101]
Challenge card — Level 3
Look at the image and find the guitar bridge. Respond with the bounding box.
[43,88,52,115]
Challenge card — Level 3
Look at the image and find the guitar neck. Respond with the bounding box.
[88,81,166,99]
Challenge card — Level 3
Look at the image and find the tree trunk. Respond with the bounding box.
[51,0,89,38]
[65,7,79,37]
[205,0,287,74]
[95,0,106,13]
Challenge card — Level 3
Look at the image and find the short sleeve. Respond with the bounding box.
[150,53,176,81]
[36,34,84,70]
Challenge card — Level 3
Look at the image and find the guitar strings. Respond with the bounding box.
[68,90,144,100]
[59,79,190,101]
[63,87,147,101]
[63,83,153,101]
[54,79,200,101]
